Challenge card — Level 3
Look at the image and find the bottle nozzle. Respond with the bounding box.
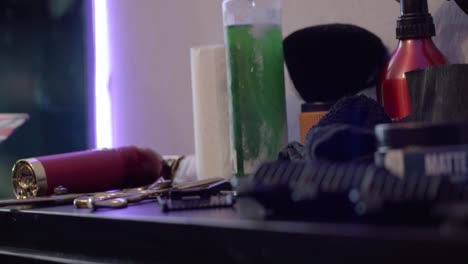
[400,0,429,15]
[396,0,435,39]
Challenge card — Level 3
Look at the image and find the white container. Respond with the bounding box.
[190,45,232,180]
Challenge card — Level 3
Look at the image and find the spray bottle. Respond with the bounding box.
[378,0,448,120]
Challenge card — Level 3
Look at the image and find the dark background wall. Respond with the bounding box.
[0,0,87,197]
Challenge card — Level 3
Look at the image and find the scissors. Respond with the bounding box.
[0,178,225,210]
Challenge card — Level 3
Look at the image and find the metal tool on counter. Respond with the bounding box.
[158,195,235,213]
[0,178,227,210]
[74,178,232,210]
[73,179,174,210]
[158,180,235,212]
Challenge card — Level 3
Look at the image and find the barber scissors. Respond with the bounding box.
[0,178,225,210]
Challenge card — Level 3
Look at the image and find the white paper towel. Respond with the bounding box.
[190,45,232,180]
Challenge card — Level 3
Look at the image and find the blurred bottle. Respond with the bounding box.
[222,0,288,177]
[378,0,447,120]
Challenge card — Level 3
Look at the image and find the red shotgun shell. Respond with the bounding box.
[11,146,163,199]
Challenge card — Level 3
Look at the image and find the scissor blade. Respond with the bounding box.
[175,178,225,190]
[0,194,79,207]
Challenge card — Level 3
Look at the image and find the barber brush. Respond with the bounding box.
[283,24,388,142]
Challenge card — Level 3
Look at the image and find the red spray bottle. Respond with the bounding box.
[378,0,447,120]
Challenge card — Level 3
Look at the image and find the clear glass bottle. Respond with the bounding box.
[222,0,288,177]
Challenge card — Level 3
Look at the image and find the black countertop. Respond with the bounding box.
[0,199,467,263]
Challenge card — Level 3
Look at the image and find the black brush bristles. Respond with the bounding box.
[284,24,388,103]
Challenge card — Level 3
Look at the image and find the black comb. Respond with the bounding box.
[244,161,468,223]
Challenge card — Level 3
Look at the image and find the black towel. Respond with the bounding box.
[279,95,391,162]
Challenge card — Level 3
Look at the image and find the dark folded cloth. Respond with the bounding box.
[305,124,377,162]
[314,95,391,129]
[279,95,391,162]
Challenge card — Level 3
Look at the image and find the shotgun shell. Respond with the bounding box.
[12,146,163,199]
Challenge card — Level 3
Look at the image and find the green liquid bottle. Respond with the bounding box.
[223,0,287,177]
